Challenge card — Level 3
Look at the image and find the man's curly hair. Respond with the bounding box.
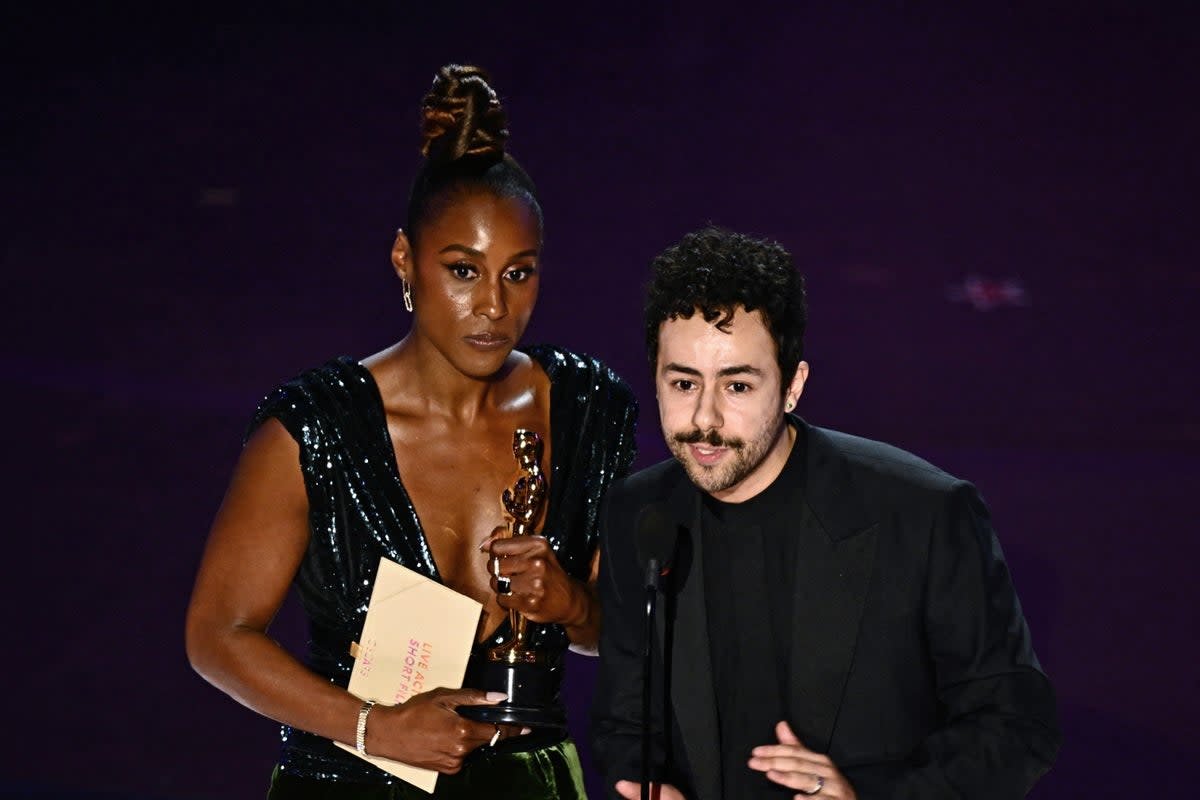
[645,226,807,389]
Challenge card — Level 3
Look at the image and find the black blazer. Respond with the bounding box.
[591,419,1059,800]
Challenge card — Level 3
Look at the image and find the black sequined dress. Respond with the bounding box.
[248,345,638,788]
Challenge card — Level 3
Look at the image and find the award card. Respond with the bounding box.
[334,555,483,792]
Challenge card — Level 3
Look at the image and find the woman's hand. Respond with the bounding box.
[482,528,586,626]
[368,688,519,774]
[482,526,601,651]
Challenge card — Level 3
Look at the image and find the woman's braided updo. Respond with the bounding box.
[406,64,541,248]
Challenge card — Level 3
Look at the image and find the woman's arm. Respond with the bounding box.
[564,548,602,655]
[185,419,504,773]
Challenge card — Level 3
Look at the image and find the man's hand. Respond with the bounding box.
[614,780,687,800]
[747,721,858,799]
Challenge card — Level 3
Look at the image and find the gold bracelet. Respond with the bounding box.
[355,699,377,755]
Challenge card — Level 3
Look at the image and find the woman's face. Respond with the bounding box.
[396,190,542,379]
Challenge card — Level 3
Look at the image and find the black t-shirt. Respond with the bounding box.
[701,423,806,798]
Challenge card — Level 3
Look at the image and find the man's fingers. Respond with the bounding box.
[614,781,640,800]
[752,744,829,763]
[748,745,835,781]
[747,754,817,774]
[750,743,819,759]
[775,719,802,745]
[750,731,848,798]
[764,768,827,792]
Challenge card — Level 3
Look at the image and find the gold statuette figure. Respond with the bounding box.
[492,428,548,662]
[458,428,566,728]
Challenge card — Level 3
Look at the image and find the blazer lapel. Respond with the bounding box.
[659,472,722,800]
[786,421,880,754]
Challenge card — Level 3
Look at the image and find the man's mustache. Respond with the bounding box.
[673,429,745,448]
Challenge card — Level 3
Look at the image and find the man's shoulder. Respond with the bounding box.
[808,423,965,498]
[804,421,989,542]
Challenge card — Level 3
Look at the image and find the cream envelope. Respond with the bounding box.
[334,555,483,792]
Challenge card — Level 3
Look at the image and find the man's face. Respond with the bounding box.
[656,306,807,503]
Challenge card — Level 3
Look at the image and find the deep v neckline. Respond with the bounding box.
[347,351,561,591]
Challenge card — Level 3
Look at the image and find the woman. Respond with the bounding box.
[185,64,637,798]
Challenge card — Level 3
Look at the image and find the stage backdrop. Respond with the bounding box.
[4,7,1197,798]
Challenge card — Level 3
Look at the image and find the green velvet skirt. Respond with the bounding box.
[267,739,588,799]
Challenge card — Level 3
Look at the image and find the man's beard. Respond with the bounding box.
[667,420,781,496]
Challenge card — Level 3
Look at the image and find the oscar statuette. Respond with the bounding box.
[457,429,567,729]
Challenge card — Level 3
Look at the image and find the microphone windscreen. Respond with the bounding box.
[635,503,678,572]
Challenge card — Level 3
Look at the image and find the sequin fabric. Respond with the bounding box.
[247,345,638,785]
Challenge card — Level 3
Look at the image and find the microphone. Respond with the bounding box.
[636,503,678,590]
[634,504,676,800]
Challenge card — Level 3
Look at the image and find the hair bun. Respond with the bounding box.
[419,64,509,165]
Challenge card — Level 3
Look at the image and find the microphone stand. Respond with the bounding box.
[642,557,661,800]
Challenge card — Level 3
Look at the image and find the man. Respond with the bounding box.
[591,227,1059,799]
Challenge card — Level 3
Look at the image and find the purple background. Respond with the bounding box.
[4,7,1197,798]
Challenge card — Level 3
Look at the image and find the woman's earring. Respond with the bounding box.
[402,279,413,312]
